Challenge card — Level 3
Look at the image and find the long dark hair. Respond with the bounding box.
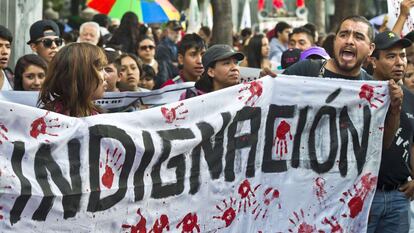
[108,11,141,54]
[246,34,265,68]
[14,54,47,90]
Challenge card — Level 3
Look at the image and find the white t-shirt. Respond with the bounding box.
[1,69,12,91]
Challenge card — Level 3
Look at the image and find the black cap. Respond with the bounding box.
[374,31,412,51]
[195,44,244,92]
[281,48,301,69]
[27,20,60,44]
[166,20,182,31]
[404,30,414,42]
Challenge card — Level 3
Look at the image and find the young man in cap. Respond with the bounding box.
[0,25,13,90]
[155,20,182,87]
[161,33,206,87]
[367,30,414,233]
[27,19,63,63]
[284,15,402,150]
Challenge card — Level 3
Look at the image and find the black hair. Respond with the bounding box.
[93,14,110,28]
[321,33,335,58]
[14,54,47,90]
[241,28,252,38]
[141,64,156,79]
[0,25,13,43]
[336,15,374,42]
[246,34,265,68]
[178,33,206,56]
[289,27,314,44]
[274,21,291,37]
[303,23,318,42]
[199,26,211,38]
[115,53,143,75]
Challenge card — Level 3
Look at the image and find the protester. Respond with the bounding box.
[288,26,314,51]
[78,21,100,45]
[303,23,319,45]
[155,20,182,87]
[116,53,142,92]
[104,48,121,92]
[136,35,158,74]
[0,25,13,90]
[367,31,414,233]
[139,64,156,90]
[280,48,301,69]
[38,43,108,117]
[194,44,244,94]
[242,34,272,70]
[27,19,63,64]
[14,54,47,91]
[269,21,292,68]
[284,15,403,150]
[198,26,212,47]
[108,11,141,54]
[161,33,206,87]
[92,13,111,39]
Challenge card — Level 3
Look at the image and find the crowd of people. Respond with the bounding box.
[0,1,414,232]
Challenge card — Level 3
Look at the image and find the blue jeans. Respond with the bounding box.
[367,190,410,233]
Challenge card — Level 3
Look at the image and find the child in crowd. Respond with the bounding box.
[14,54,47,91]
[139,64,156,90]
[38,43,108,117]
[116,53,142,92]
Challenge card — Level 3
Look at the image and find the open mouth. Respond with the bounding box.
[340,48,355,62]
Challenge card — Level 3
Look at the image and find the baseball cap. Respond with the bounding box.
[300,46,330,60]
[195,44,244,92]
[374,31,412,51]
[404,30,414,42]
[27,20,60,45]
[166,20,183,31]
[281,48,301,69]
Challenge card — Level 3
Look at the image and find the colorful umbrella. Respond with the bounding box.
[87,0,180,24]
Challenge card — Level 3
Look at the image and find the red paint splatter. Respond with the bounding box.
[237,179,260,213]
[29,112,61,139]
[213,197,237,228]
[314,177,327,204]
[101,147,123,189]
[161,102,188,124]
[340,173,377,219]
[273,120,293,157]
[288,209,318,233]
[322,216,343,233]
[176,213,200,233]
[122,209,147,233]
[0,123,9,144]
[149,214,169,233]
[358,84,385,109]
[238,80,263,106]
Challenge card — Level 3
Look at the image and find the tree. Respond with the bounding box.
[330,1,360,32]
[210,0,233,46]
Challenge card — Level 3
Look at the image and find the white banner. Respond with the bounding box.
[0,76,389,232]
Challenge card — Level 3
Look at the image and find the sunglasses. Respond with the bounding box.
[139,45,155,51]
[36,38,63,48]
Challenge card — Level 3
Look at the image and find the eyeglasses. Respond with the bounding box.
[36,38,63,48]
[139,45,155,51]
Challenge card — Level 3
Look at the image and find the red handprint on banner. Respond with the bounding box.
[149,214,170,233]
[237,179,260,213]
[122,208,147,233]
[176,213,200,233]
[213,197,237,229]
[288,209,317,233]
[30,111,62,141]
[100,147,124,189]
[314,177,327,205]
[161,102,188,124]
[238,80,263,106]
[251,187,281,220]
[273,120,293,157]
[322,216,343,233]
[340,173,377,219]
[358,84,385,109]
[0,123,9,145]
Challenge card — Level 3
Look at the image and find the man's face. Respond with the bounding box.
[104,63,120,92]
[288,33,312,51]
[167,28,180,43]
[208,57,240,90]
[179,47,205,81]
[373,45,407,82]
[30,30,62,63]
[278,28,292,44]
[333,20,375,74]
[79,25,100,45]
[404,63,414,91]
[0,37,11,69]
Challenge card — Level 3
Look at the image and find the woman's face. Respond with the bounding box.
[139,76,155,90]
[22,64,46,91]
[137,39,156,63]
[261,37,270,58]
[92,66,108,100]
[119,56,140,91]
